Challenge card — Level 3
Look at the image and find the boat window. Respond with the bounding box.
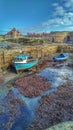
[14,58,23,61]
[19,58,23,61]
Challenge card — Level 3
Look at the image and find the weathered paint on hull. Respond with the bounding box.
[13,59,38,71]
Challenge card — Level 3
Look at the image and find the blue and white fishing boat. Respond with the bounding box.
[53,53,69,62]
[12,54,38,73]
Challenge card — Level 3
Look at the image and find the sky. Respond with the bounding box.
[0,0,73,34]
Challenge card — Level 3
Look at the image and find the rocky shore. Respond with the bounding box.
[13,57,59,98]
[14,74,51,97]
[27,81,73,130]
[0,53,73,130]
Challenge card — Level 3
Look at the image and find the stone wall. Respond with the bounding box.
[0,44,73,72]
[57,44,73,52]
[49,32,73,43]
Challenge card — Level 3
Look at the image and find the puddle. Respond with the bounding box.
[0,86,9,99]
[12,87,40,112]
[38,66,72,87]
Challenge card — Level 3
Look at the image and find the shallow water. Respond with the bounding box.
[0,56,73,130]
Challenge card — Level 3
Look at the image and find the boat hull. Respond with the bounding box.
[13,59,38,71]
[53,53,69,61]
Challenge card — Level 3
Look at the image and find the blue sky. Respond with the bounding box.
[0,0,73,34]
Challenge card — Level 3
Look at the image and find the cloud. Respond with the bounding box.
[68,12,73,16]
[24,0,73,33]
[42,18,64,27]
[63,0,73,8]
[23,24,48,34]
[54,5,65,16]
[42,1,73,30]
[52,3,59,7]
[62,26,73,31]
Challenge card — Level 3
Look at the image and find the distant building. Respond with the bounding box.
[27,32,50,38]
[5,28,23,39]
[27,31,73,43]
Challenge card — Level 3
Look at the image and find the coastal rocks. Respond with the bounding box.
[27,82,73,130]
[14,75,51,97]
